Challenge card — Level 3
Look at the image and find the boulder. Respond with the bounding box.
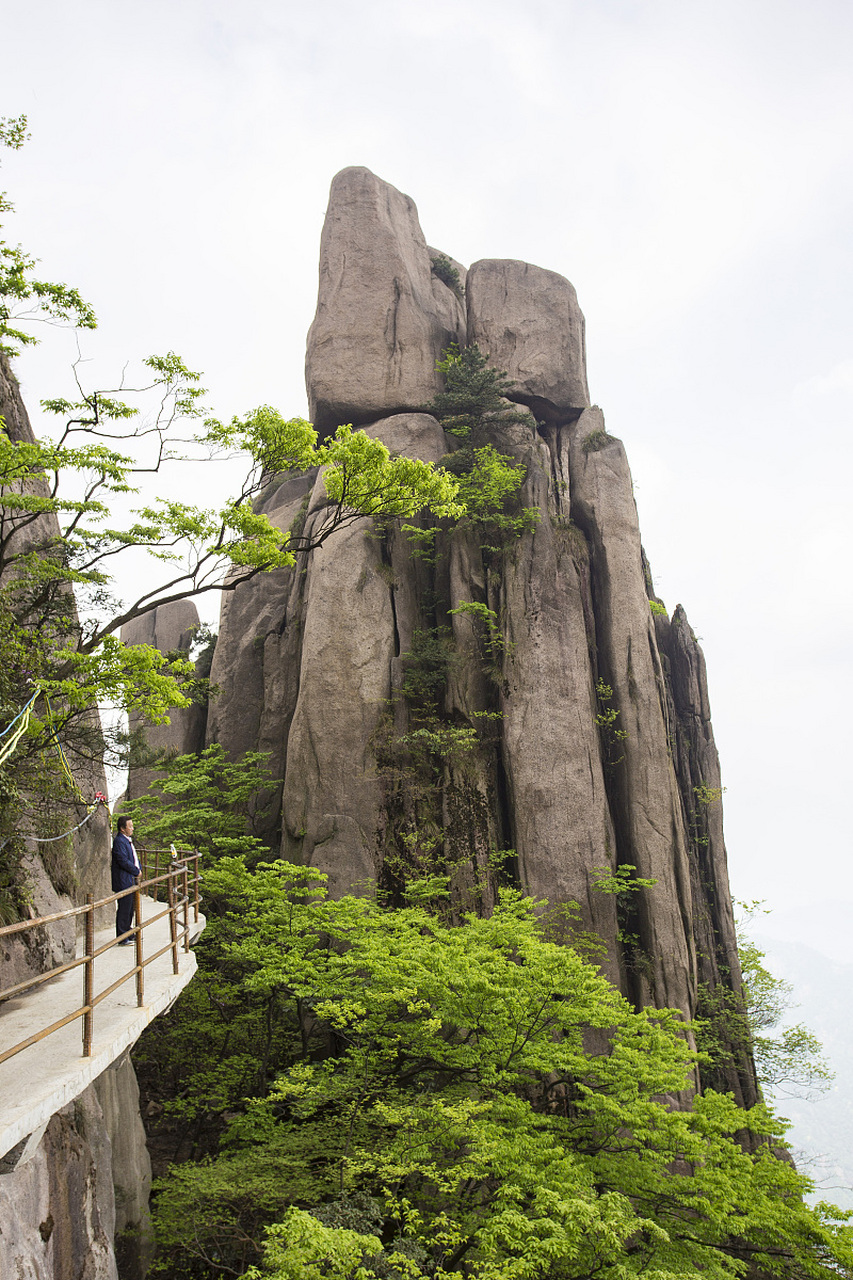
[306,167,466,433]
[466,259,590,418]
[367,412,448,464]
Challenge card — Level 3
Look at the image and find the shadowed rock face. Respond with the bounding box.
[139,168,756,1104]
[0,1065,153,1280]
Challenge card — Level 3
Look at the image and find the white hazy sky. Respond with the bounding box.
[3,0,852,919]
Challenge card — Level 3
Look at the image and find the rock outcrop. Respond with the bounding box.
[306,167,466,433]
[466,258,589,419]
[1,358,154,1276]
[0,354,112,971]
[121,600,207,802]
[0,1055,152,1280]
[138,168,757,1105]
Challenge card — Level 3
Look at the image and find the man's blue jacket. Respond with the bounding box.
[111,833,139,892]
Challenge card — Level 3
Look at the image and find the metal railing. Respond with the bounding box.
[0,850,201,1065]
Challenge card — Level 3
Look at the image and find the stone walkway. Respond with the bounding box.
[0,895,204,1161]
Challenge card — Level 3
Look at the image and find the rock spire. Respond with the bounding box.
[136,168,758,1105]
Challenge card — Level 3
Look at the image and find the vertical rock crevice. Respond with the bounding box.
[132,167,756,1102]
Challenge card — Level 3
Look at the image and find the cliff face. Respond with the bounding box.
[166,167,756,1104]
[0,1055,152,1280]
[0,354,112,973]
[1,359,152,1277]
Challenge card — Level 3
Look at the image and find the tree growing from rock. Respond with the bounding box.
[147,855,853,1280]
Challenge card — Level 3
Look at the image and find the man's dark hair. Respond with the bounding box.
[116,815,132,833]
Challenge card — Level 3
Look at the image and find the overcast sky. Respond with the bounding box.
[3,0,852,920]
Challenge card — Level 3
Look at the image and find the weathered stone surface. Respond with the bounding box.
[568,407,695,1013]
[493,418,620,982]
[306,167,466,433]
[0,353,111,924]
[0,1087,118,1280]
[466,259,590,418]
[368,412,448,464]
[128,173,756,1105]
[656,603,759,1106]
[204,421,448,863]
[1,861,76,995]
[95,1053,153,1277]
[205,471,317,782]
[280,491,395,895]
[121,599,200,658]
[122,601,207,802]
[122,602,206,792]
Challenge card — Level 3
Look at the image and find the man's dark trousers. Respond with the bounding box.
[116,890,135,939]
[111,830,139,938]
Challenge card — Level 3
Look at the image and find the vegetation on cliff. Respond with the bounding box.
[137,837,853,1280]
[0,118,470,917]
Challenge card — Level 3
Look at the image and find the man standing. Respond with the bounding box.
[111,815,141,945]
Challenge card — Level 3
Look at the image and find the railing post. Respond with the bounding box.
[134,885,144,1007]
[182,863,190,952]
[193,849,199,922]
[167,866,179,975]
[155,847,160,901]
[82,894,94,1056]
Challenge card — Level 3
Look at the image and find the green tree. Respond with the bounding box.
[147,858,853,1280]
[0,118,466,917]
[0,114,96,355]
[125,743,277,864]
[737,904,833,1101]
[423,343,538,545]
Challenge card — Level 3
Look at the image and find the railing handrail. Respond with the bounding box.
[0,851,202,1065]
[0,850,199,940]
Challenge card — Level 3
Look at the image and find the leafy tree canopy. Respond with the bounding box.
[0,114,96,356]
[0,119,465,828]
[147,857,853,1280]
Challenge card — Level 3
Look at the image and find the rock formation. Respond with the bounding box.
[0,1055,152,1280]
[139,168,758,1106]
[0,354,113,976]
[121,600,207,803]
[1,358,152,1277]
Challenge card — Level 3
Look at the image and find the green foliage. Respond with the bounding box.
[649,599,668,617]
[0,383,464,822]
[147,861,853,1280]
[449,444,537,544]
[590,862,657,896]
[430,253,464,300]
[687,781,726,849]
[125,743,278,864]
[694,782,725,806]
[428,344,521,440]
[400,627,456,704]
[594,677,628,766]
[0,116,96,354]
[448,601,510,671]
[582,426,613,453]
[694,905,833,1103]
[0,132,465,804]
[739,924,834,1100]
[423,346,539,549]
